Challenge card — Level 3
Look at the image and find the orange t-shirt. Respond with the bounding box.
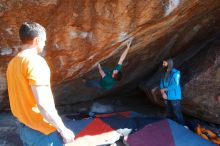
[6,52,56,135]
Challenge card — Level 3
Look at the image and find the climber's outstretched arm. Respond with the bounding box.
[97,63,106,78]
[118,40,132,65]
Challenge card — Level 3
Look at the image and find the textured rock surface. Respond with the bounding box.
[0,0,220,123]
[181,40,220,124]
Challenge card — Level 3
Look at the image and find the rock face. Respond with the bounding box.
[0,1,220,123]
[181,40,220,124]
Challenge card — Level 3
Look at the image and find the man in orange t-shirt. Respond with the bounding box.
[7,22,75,145]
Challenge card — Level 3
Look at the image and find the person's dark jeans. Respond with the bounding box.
[86,80,102,89]
[165,100,185,125]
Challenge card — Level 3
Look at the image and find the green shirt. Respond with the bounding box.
[100,64,122,90]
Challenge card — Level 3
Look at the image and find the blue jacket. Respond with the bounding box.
[160,68,182,100]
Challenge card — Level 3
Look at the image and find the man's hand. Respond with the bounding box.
[60,127,75,144]
[162,93,167,99]
[160,89,168,100]
[160,88,168,93]
[97,63,101,69]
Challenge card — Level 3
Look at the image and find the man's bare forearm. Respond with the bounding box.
[37,102,66,132]
[32,85,75,143]
[31,86,67,133]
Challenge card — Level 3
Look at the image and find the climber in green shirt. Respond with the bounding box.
[86,39,132,90]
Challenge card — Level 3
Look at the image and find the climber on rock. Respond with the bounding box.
[86,38,132,90]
